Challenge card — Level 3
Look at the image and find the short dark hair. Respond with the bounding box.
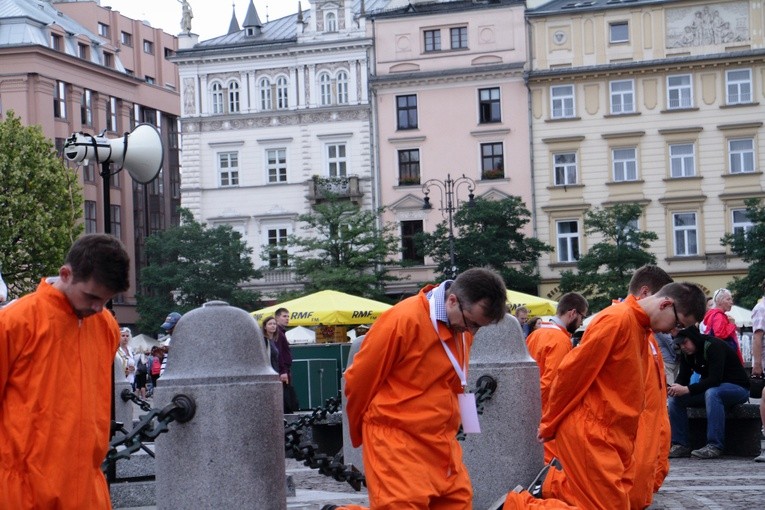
[556,292,588,317]
[275,307,289,317]
[656,282,706,324]
[448,268,507,322]
[66,234,130,293]
[628,265,673,296]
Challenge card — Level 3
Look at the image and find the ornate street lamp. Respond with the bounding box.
[422,173,476,278]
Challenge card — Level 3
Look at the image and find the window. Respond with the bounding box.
[667,74,692,109]
[610,80,634,114]
[50,33,62,51]
[319,73,332,106]
[145,76,155,85]
[228,81,240,113]
[669,143,695,177]
[726,69,752,105]
[218,152,239,187]
[336,71,349,105]
[103,52,114,68]
[83,163,96,183]
[98,23,110,37]
[401,220,424,264]
[54,81,66,119]
[276,76,289,109]
[609,22,629,43]
[121,31,132,46]
[327,144,347,177]
[259,78,272,110]
[556,220,580,263]
[729,138,755,173]
[554,153,577,186]
[481,143,504,179]
[110,205,122,240]
[211,82,224,114]
[450,27,468,49]
[106,97,118,132]
[673,212,698,256]
[396,94,418,130]
[325,12,337,32]
[612,147,637,181]
[267,228,289,268]
[732,208,753,236]
[551,85,575,119]
[84,201,97,234]
[143,40,154,54]
[266,148,287,183]
[78,43,89,60]
[164,47,174,58]
[424,29,441,52]
[398,149,420,185]
[81,89,93,126]
[478,87,501,123]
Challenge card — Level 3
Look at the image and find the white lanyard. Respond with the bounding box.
[429,292,468,390]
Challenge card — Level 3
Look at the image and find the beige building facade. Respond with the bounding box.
[527,0,765,300]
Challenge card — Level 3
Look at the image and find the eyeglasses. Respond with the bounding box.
[671,303,687,331]
[574,310,586,321]
[457,298,481,333]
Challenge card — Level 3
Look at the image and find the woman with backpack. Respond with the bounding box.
[134,349,151,399]
[702,288,744,365]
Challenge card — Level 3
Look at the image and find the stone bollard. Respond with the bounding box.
[154,301,285,510]
[462,314,544,510]
[113,358,134,431]
[341,335,365,473]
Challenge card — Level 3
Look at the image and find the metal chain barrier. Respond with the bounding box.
[120,388,153,412]
[457,375,498,441]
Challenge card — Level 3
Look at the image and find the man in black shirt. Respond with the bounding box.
[667,325,750,459]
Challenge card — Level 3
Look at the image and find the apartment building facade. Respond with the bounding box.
[369,0,530,295]
[0,0,181,324]
[527,0,765,299]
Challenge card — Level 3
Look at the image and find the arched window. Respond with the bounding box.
[211,82,224,114]
[325,12,337,32]
[336,71,349,104]
[228,81,240,113]
[259,77,272,110]
[319,73,332,106]
[276,76,289,110]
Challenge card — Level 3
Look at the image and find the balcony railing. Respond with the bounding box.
[307,175,363,204]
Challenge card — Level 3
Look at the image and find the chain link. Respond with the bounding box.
[120,388,153,412]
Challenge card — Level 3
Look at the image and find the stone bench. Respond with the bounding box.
[687,402,762,457]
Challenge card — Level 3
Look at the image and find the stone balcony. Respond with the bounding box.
[306,175,363,205]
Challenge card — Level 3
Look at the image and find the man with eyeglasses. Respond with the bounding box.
[502,282,705,510]
[667,324,750,459]
[525,292,588,463]
[341,268,507,510]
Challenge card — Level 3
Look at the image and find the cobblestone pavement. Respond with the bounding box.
[288,454,765,510]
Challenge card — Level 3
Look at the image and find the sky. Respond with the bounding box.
[102,0,300,42]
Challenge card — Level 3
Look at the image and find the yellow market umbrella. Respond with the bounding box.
[506,290,558,317]
[251,290,392,326]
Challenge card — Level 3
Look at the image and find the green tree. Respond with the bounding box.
[0,111,83,297]
[136,208,261,333]
[559,203,658,312]
[418,197,551,294]
[272,198,401,301]
[721,198,765,308]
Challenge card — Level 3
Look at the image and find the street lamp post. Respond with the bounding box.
[422,173,476,278]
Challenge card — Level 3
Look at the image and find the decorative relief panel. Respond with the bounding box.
[183,78,196,116]
[666,2,749,48]
[200,108,369,132]
[705,253,728,270]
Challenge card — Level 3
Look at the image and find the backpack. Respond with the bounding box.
[136,357,149,375]
[151,356,162,376]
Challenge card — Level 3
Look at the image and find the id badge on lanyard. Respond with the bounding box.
[429,293,481,434]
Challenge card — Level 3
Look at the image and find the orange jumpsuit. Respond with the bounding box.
[528,296,649,510]
[627,333,670,509]
[525,321,572,463]
[0,278,119,510]
[344,285,473,509]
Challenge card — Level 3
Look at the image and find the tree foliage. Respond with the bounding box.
[272,198,402,301]
[136,208,261,333]
[0,111,83,297]
[418,196,551,294]
[721,198,765,309]
[559,203,658,312]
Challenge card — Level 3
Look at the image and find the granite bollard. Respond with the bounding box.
[113,358,134,431]
[462,314,544,510]
[154,301,285,510]
[341,335,365,473]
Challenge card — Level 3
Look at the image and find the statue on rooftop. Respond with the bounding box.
[178,0,193,34]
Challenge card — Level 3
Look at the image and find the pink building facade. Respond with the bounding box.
[369,0,531,294]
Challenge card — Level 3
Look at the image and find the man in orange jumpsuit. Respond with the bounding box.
[502,282,705,510]
[0,234,130,510]
[340,268,507,510]
[525,292,588,463]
